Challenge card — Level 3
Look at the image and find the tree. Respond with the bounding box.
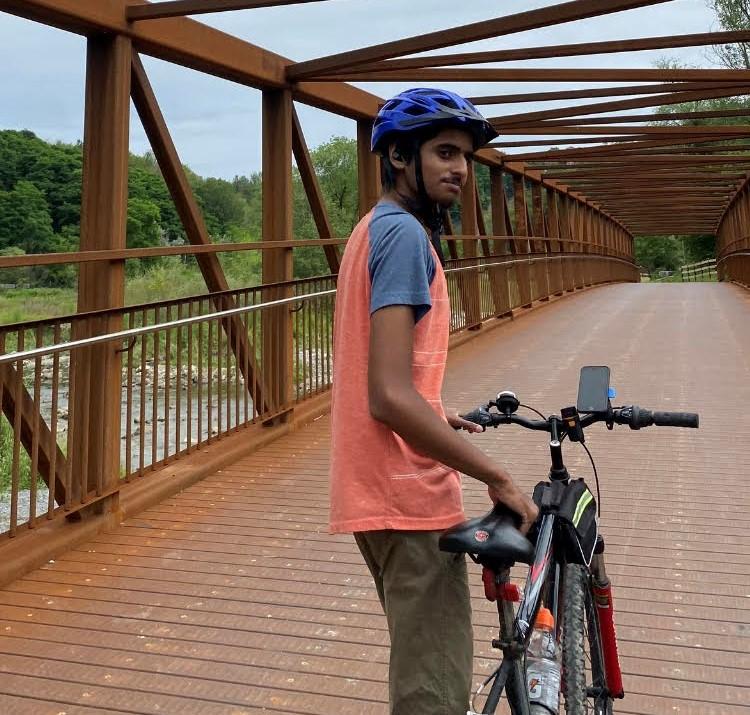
[127,197,162,249]
[635,236,684,274]
[0,247,30,287]
[709,0,750,69]
[194,177,249,239]
[0,180,55,254]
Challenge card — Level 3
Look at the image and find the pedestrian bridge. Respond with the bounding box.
[1,281,748,715]
[2,1,750,713]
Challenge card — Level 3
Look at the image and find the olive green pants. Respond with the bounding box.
[354,530,473,715]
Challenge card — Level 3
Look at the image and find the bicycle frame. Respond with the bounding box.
[478,513,559,715]
[459,379,696,715]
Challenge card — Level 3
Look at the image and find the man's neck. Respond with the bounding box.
[383,189,429,227]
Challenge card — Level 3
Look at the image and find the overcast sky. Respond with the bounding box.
[0,0,720,179]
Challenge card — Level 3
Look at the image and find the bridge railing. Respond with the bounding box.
[680,259,717,282]
[0,248,637,539]
[717,248,750,288]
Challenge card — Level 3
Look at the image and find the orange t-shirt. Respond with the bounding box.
[329,202,464,533]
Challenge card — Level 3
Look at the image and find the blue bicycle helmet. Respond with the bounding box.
[371,87,498,153]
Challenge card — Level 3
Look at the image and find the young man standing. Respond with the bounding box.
[329,88,538,715]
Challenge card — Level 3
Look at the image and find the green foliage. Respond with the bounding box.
[635,236,684,274]
[194,177,249,238]
[0,417,32,494]
[0,247,29,288]
[709,0,750,69]
[635,235,715,274]
[0,130,361,292]
[292,136,360,278]
[0,179,55,253]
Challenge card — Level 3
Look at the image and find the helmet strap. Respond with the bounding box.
[412,139,446,266]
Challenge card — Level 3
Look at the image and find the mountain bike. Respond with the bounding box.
[440,366,699,715]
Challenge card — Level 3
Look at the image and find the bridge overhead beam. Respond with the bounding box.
[490,85,750,128]
[0,0,381,119]
[326,30,750,73]
[286,0,673,80]
[126,0,328,22]
[493,134,749,150]
[310,67,750,82]
[469,81,746,105]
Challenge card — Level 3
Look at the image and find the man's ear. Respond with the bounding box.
[388,144,408,169]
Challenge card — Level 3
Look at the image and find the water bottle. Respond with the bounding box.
[526,606,561,714]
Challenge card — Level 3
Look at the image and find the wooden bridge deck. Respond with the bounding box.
[0,282,748,715]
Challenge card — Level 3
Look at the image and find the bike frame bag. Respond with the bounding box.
[532,479,598,566]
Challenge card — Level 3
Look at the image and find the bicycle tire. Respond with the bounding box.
[562,563,614,715]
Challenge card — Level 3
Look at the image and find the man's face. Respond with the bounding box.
[417,128,474,208]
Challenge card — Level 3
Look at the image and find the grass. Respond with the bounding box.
[0,287,77,326]
[0,417,32,494]
[0,258,265,328]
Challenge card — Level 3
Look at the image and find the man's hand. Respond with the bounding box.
[488,474,539,535]
[446,410,484,433]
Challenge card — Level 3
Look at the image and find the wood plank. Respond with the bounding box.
[1,284,748,714]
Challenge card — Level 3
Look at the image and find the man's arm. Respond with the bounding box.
[368,305,538,531]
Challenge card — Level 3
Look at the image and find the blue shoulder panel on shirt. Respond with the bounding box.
[367,201,436,323]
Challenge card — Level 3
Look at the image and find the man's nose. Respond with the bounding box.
[452,155,469,184]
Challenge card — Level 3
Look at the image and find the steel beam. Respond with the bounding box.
[356,120,381,219]
[261,89,294,419]
[0,0,381,120]
[515,126,750,136]
[127,0,328,21]
[291,108,341,273]
[286,0,673,79]
[131,53,270,412]
[517,108,750,127]
[69,33,131,508]
[329,30,750,73]
[491,86,750,128]
[469,82,740,105]
[307,68,750,83]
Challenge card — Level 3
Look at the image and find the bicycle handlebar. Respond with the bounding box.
[461,404,699,433]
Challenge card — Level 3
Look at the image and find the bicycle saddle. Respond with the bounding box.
[439,503,534,565]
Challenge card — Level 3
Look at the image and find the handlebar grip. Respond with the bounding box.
[652,411,699,428]
[460,406,494,431]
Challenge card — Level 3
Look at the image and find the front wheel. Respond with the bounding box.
[562,563,614,715]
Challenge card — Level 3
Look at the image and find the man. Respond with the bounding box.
[329,88,538,714]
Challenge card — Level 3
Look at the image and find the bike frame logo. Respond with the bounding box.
[474,529,489,543]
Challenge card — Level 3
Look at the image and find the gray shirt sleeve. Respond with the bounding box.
[367,205,436,323]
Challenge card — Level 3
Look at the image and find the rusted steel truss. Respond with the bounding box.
[2,0,749,543]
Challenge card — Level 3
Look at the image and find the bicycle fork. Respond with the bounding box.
[590,547,625,699]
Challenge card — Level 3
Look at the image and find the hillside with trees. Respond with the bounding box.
[0,129,365,290]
